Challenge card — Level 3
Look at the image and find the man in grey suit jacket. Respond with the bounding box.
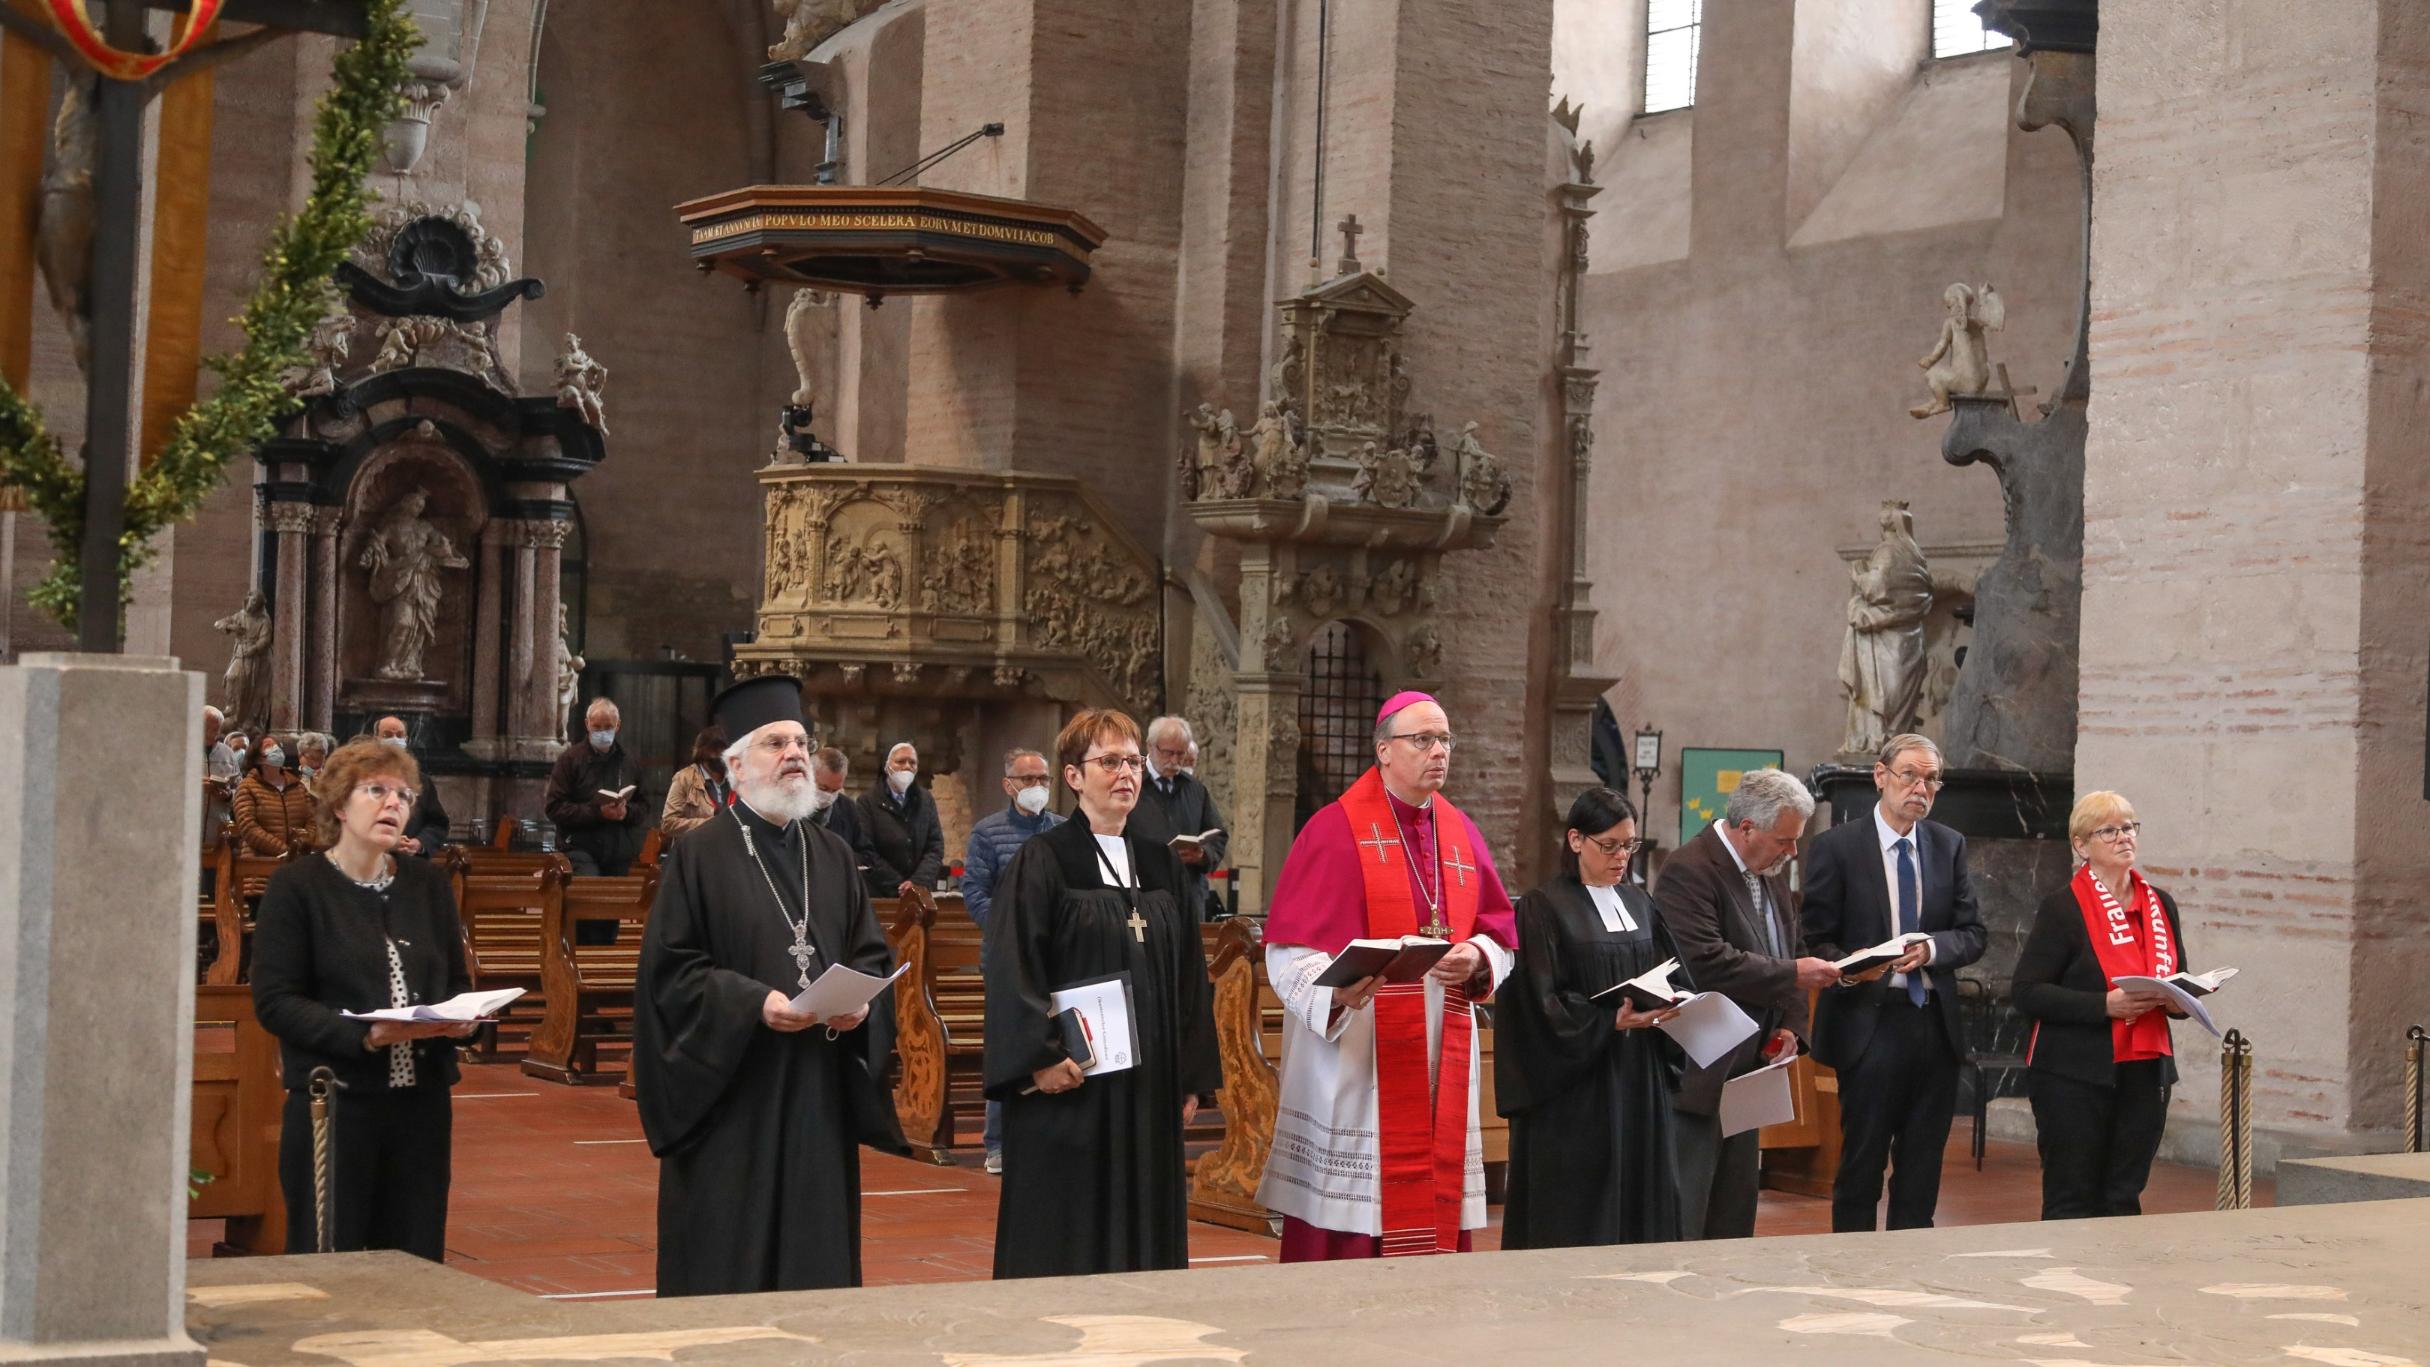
[1801,733,1987,1232]
[1655,768,1841,1239]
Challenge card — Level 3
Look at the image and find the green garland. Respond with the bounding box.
[0,0,417,633]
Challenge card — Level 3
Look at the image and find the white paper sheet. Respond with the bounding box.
[343,986,524,1023]
[1718,1046,1801,1137]
[2113,973,2222,1037]
[1049,976,1137,1077]
[787,961,911,1019]
[1657,990,1762,1069]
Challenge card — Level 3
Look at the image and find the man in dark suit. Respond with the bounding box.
[1122,716,1228,920]
[1655,768,1841,1239]
[1801,733,1987,1232]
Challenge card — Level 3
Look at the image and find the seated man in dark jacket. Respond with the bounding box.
[857,741,943,899]
[544,697,648,875]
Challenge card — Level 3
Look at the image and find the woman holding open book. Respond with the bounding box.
[982,708,1222,1279]
[2013,790,2191,1220]
[249,739,475,1260]
[1495,787,1686,1247]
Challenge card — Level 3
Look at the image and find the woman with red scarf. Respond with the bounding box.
[2013,791,2189,1219]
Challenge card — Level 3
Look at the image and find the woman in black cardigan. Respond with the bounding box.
[250,740,473,1259]
[2012,790,2189,1220]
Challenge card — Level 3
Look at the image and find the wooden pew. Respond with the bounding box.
[521,868,659,1084]
[189,985,285,1254]
[204,840,305,986]
[1190,916,1284,1232]
[926,894,989,1157]
[444,849,566,1060]
[883,891,950,1162]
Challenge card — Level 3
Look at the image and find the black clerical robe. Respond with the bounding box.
[983,818,1222,1279]
[633,802,906,1297]
[1494,875,1685,1249]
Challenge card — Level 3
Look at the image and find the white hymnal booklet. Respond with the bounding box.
[1718,1046,1801,1138]
[344,986,524,1023]
[787,961,910,1019]
[2114,967,2237,1038]
[1592,958,1760,1069]
[1048,975,1138,1077]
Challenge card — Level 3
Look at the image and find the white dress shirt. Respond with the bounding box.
[1873,806,1935,994]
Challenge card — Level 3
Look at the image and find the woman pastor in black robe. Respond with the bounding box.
[1496,787,1686,1248]
[984,708,1222,1279]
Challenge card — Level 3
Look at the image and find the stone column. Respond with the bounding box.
[2080,0,2430,1148]
[308,508,339,732]
[525,519,568,745]
[0,653,205,1367]
[1229,546,1298,913]
[471,523,505,743]
[506,524,538,744]
[265,500,315,732]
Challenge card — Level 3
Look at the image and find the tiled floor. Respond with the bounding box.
[189,1062,2262,1298]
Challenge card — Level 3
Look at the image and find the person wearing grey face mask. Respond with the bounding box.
[959,747,1065,1175]
[543,698,647,875]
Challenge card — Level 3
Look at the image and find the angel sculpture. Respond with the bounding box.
[1910,283,2005,418]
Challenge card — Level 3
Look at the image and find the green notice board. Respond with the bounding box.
[1678,748,1787,846]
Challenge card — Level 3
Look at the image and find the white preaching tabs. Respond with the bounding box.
[1048,975,1138,1077]
[2114,967,2236,1038]
[787,961,910,1019]
[344,986,524,1023]
[1718,1047,1801,1137]
[1592,959,1760,1069]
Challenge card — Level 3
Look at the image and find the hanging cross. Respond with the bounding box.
[1336,213,1365,274]
[1357,822,1402,864]
[1444,845,1476,889]
[789,940,819,986]
[1127,907,1149,943]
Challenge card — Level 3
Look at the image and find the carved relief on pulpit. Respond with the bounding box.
[919,517,995,614]
[1025,504,1158,708]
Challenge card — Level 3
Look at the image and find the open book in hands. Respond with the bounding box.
[2114,967,2237,1037]
[1313,936,1453,988]
[343,987,524,1023]
[597,785,638,802]
[1167,828,1223,854]
[1593,958,1760,1069]
[1832,932,1934,977]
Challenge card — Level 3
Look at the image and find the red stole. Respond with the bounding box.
[2068,864,2176,1063]
[1339,767,1481,1255]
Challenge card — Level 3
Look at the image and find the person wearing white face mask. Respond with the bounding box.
[856,741,942,900]
[957,748,1065,1175]
[808,746,864,854]
[372,716,452,859]
[544,697,648,875]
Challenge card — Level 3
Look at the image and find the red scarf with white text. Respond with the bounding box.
[2068,864,2175,1063]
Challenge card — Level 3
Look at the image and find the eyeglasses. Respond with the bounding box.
[2087,821,2142,844]
[1885,767,1945,791]
[750,734,814,755]
[1583,834,1645,858]
[1009,774,1053,789]
[1081,754,1148,775]
[1388,732,1458,753]
[355,782,418,809]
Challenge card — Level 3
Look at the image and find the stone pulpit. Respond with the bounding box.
[245,202,605,819]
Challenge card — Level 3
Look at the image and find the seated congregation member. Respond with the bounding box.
[633,676,905,1295]
[1496,788,1685,1248]
[858,741,943,899]
[983,708,1221,1279]
[2015,790,2189,1221]
[545,698,648,874]
[374,716,452,858]
[249,740,473,1259]
[1800,733,1986,1233]
[231,731,317,856]
[295,732,332,789]
[659,725,731,843]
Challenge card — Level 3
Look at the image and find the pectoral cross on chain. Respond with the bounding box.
[788,938,818,989]
[1126,908,1148,943]
[1357,822,1402,864]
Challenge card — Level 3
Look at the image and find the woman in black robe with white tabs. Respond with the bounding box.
[1496,787,1686,1248]
[985,707,1222,1279]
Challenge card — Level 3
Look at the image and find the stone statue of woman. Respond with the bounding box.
[554,602,585,743]
[1838,500,1935,756]
[359,490,468,681]
[212,590,273,734]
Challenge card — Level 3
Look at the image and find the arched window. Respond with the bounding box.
[1294,620,1386,832]
[1643,0,1703,115]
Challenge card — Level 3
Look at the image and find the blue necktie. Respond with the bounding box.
[1895,837,1926,1006]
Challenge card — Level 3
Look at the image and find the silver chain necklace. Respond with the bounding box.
[1390,804,1445,924]
[732,806,817,989]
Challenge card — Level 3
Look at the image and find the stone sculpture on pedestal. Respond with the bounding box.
[213,589,273,734]
[1910,282,2007,418]
[360,490,470,682]
[1837,501,1934,757]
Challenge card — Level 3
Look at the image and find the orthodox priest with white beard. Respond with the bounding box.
[633,675,906,1296]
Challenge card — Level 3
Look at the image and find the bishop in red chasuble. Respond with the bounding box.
[1257,692,1519,1259]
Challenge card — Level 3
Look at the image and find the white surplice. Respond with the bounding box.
[1254,939,1515,1236]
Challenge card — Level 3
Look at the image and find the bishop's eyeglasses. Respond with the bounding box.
[1387,732,1458,753]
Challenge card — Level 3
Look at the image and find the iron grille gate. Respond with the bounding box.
[1294,620,1385,832]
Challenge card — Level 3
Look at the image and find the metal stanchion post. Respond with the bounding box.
[2406,1026,2427,1154]
[307,1065,347,1252]
[2216,1030,2254,1211]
